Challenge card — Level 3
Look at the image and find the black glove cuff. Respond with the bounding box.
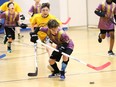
[34,27,40,34]
[20,23,27,28]
[94,10,105,17]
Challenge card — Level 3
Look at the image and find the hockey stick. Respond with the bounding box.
[110,18,116,25]
[37,40,111,71]
[62,17,71,25]
[0,54,6,59]
[28,43,38,76]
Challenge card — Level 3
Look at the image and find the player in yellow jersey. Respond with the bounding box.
[0,0,24,42]
[31,3,62,60]
[31,3,62,31]
[0,0,22,13]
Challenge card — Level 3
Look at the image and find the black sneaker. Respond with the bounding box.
[48,71,60,78]
[60,71,65,80]
[98,34,102,43]
[108,50,115,55]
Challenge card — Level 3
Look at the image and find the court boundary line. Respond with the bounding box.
[0,69,116,83]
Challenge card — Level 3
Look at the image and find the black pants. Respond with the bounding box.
[4,26,15,40]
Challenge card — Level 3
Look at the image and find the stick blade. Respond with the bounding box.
[62,17,71,25]
[87,62,111,71]
[28,73,37,76]
[28,67,38,76]
[0,54,6,59]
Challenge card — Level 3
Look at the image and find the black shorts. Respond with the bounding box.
[100,29,114,34]
[50,48,73,62]
[4,26,15,40]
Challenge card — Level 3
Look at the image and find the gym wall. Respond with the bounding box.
[3,0,106,27]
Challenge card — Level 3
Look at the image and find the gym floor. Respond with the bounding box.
[0,27,116,87]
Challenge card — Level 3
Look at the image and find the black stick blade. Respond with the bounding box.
[28,67,38,76]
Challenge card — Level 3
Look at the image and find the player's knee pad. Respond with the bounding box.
[50,51,62,62]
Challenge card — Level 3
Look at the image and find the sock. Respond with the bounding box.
[7,42,11,50]
[61,60,69,71]
[4,35,8,43]
[51,63,59,73]
[18,33,20,36]
[5,36,8,41]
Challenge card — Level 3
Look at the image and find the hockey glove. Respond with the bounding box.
[20,23,27,29]
[30,32,38,43]
[57,43,68,52]
[94,10,105,17]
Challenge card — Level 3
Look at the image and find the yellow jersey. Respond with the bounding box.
[31,13,62,27]
[0,1,22,13]
[31,13,62,41]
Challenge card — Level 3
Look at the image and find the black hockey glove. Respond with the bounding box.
[94,10,106,17]
[20,14,25,20]
[20,23,27,29]
[57,43,68,52]
[30,32,38,43]
[34,27,40,34]
[113,0,116,4]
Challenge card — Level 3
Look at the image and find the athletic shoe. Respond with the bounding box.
[3,35,8,44]
[18,34,24,39]
[7,49,12,53]
[48,71,60,78]
[98,34,102,43]
[60,71,65,80]
[108,50,115,55]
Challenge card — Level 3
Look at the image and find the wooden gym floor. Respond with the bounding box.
[0,27,116,87]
